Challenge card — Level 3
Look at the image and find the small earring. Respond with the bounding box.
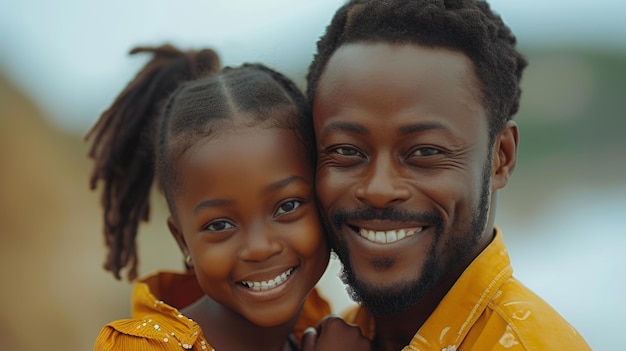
[185,255,193,267]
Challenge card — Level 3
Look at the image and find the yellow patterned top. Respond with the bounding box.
[94,271,331,351]
[343,228,592,351]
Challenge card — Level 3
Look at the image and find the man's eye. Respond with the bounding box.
[334,146,361,156]
[206,220,234,232]
[413,147,440,157]
[275,200,302,217]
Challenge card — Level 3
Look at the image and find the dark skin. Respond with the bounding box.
[166,121,330,351]
[370,249,488,349]
[312,43,518,351]
[179,282,373,351]
[181,295,298,351]
[301,315,372,351]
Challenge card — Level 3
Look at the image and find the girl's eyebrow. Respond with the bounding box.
[193,198,234,214]
[193,176,308,214]
[262,175,308,196]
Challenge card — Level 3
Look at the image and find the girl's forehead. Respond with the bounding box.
[208,108,296,130]
[183,125,305,165]
[172,126,313,207]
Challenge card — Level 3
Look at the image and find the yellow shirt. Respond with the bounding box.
[343,229,591,350]
[94,271,331,351]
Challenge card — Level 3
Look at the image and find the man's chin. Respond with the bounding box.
[340,267,425,317]
[339,252,444,316]
[347,280,421,316]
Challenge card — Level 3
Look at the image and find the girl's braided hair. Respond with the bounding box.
[87,45,313,280]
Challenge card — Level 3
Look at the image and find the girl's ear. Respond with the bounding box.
[167,216,190,258]
[491,120,519,191]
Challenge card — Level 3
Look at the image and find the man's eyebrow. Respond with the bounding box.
[262,175,308,196]
[320,121,369,135]
[397,121,449,136]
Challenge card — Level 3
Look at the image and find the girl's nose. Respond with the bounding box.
[238,224,283,262]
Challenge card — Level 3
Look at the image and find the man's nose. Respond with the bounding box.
[354,155,410,209]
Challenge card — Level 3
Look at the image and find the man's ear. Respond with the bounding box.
[167,216,189,258]
[491,120,519,191]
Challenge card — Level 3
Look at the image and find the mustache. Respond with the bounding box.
[330,207,443,228]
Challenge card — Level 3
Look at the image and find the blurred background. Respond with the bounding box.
[1,0,624,350]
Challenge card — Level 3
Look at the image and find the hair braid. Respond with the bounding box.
[241,63,316,164]
[86,44,220,280]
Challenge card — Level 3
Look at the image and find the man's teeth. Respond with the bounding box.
[359,228,422,244]
[241,268,294,291]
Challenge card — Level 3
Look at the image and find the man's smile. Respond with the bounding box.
[356,227,424,244]
[344,218,432,245]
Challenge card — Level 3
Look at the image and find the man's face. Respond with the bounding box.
[313,43,497,316]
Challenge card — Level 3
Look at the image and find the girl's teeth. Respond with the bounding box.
[241,268,294,291]
[398,229,406,240]
[359,228,422,243]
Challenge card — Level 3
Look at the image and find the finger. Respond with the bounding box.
[321,313,342,321]
[300,327,317,351]
[316,313,342,329]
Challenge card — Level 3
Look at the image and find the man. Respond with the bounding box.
[305,0,591,350]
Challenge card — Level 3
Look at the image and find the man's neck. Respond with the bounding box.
[370,230,495,351]
[371,269,458,351]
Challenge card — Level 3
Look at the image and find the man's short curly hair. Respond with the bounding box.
[307,0,528,139]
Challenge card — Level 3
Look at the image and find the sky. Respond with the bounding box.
[1,0,626,133]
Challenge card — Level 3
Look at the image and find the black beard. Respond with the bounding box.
[323,163,491,317]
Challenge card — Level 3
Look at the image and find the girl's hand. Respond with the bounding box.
[301,315,371,351]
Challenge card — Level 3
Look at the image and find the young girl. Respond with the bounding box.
[87,45,368,351]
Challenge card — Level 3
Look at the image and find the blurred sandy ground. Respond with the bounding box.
[0,73,182,350]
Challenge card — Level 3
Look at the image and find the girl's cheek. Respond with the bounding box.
[298,218,328,257]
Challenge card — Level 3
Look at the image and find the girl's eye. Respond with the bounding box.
[205,220,235,232]
[413,147,440,157]
[275,200,302,217]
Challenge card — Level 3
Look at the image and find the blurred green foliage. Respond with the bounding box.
[510,47,626,189]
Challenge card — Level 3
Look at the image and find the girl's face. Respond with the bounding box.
[168,117,329,327]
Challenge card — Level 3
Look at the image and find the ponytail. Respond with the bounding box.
[86,44,220,280]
